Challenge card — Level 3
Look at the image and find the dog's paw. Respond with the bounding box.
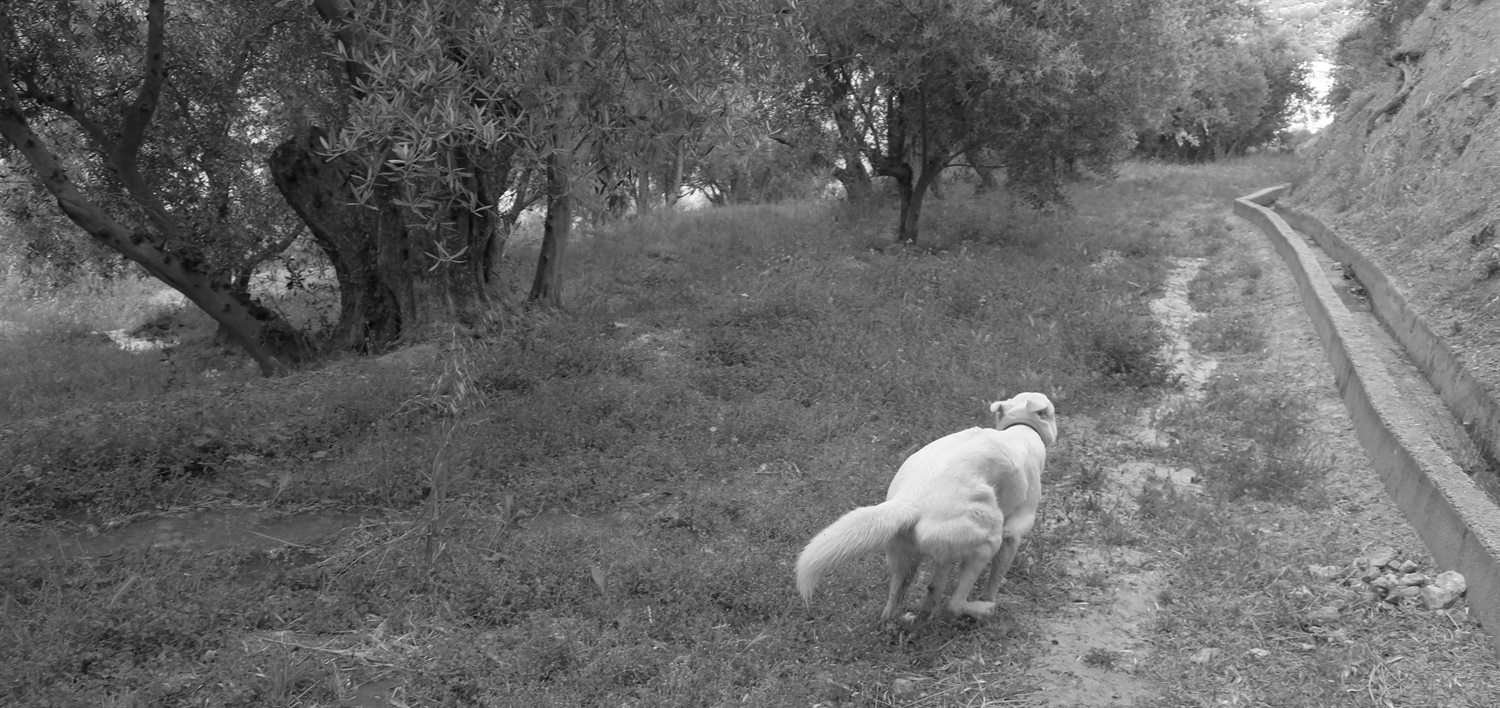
[952,600,997,617]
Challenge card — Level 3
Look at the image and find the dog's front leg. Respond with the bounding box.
[980,535,1021,602]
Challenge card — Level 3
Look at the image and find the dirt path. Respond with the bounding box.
[1025,249,1214,706]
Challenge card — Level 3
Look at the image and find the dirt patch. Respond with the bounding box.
[1149,257,1218,399]
[1027,545,1162,706]
[0,506,366,564]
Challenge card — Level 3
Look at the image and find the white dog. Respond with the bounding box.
[795,392,1056,619]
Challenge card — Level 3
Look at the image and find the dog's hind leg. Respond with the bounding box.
[946,553,998,617]
[918,560,954,618]
[882,536,921,621]
[980,534,1021,602]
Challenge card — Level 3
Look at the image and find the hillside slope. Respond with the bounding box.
[1292,0,1500,409]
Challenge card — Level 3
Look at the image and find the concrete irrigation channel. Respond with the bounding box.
[1235,185,1500,660]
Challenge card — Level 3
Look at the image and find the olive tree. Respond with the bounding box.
[1138,0,1313,160]
[297,0,792,310]
[801,0,1183,245]
[0,0,317,373]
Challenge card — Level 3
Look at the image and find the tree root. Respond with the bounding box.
[1367,61,1419,135]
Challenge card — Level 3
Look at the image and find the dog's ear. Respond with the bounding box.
[989,399,1005,426]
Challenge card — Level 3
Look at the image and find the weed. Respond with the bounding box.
[1080,313,1176,389]
[1187,256,1262,312]
[1189,310,1267,354]
[1082,647,1120,669]
[1156,375,1331,508]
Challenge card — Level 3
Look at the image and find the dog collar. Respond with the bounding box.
[1002,421,1047,443]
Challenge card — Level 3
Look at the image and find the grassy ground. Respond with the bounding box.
[7,156,1491,706]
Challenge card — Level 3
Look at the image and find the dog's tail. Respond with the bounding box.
[795,500,920,602]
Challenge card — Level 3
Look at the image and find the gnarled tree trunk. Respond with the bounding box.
[270,127,499,351]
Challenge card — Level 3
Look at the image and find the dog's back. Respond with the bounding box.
[886,426,1046,559]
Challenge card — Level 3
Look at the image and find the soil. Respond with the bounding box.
[1024,253,1211,706]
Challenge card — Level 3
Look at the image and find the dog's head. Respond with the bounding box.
[990,392,1057,447]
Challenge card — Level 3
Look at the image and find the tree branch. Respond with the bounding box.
[111,0,168,177]
[9,74,113,150]
[310,0,371,93]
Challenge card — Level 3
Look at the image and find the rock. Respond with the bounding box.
[1421,571,1467,610]
[1248,648,1270,659]
[1395,559,1420,574]
[1365,546,1397,571]
[1190,647,1221,664]
[1369,574,1398,592]
[1385,585,1422,605]
[1397,573,1429,587]
[1304,605,1341,625]
[892,678,918,695]
[1307,564,1342,581]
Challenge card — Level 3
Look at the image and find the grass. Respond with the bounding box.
[11,155,1491,706]
[1133,469,1500,707]
[0,275,263,421]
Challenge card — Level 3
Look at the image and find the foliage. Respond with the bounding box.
[996,0,1187,200]
[1138,0,1314,160]
[318,0,793,307]
[0,0,332,371]
[802,0,1078,242]
[2,0,794,363]
[690,137,829,205]
[0,0,321,279]
[0,175,124,284]
[800,0,1186,243]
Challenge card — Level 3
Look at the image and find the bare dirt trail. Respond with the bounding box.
[1024,246,1215,707]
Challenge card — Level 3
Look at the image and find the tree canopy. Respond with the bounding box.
[0,0,1319,371]
[1137,0,1314,161]
[800,0,1187,243]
